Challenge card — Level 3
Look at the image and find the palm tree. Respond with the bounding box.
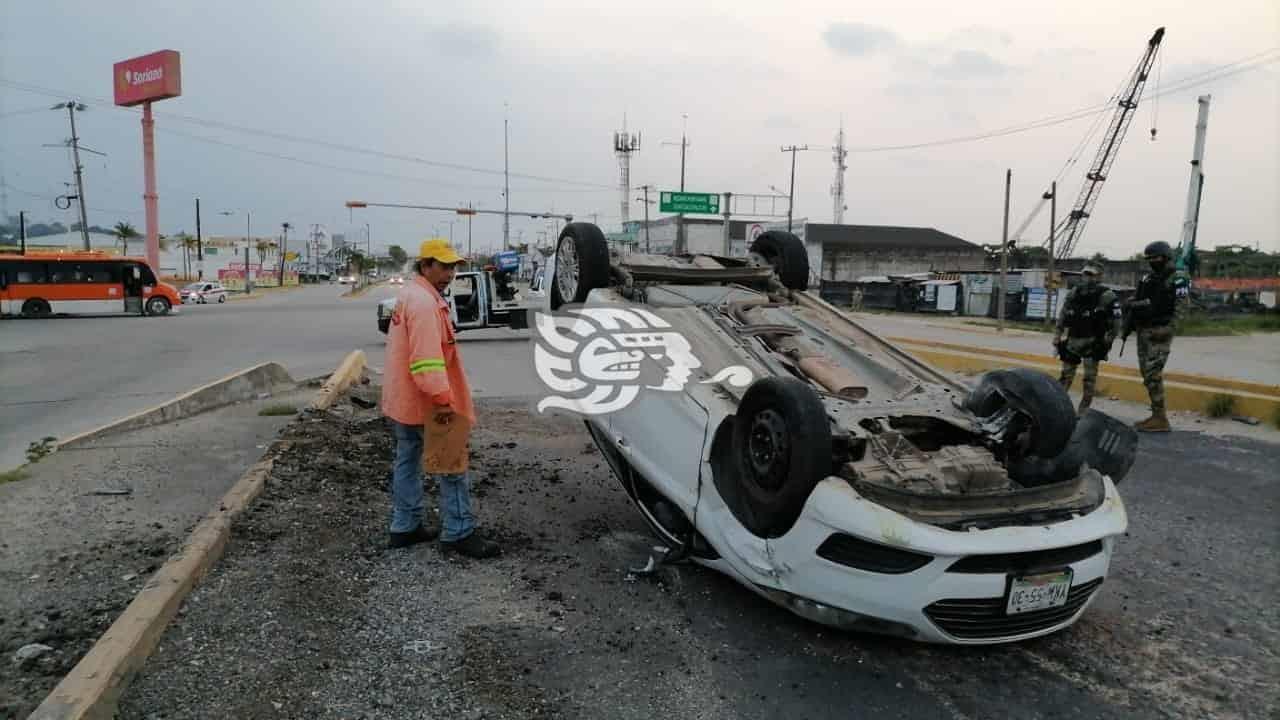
[112,221,139,256]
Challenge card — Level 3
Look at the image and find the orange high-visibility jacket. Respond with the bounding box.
[381,274,475,427]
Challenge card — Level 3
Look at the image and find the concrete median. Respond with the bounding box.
[27,351,364,720]
[891,337,1280,421]
[57,363,296,450]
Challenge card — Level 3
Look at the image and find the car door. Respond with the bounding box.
[607,371,710,520]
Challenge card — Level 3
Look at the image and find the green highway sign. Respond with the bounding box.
[659,191,720,214]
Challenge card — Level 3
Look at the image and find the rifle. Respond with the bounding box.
[1119,336,1127,357]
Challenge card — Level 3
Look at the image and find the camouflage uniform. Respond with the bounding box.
[1055,281,1120,413]
[1131,266,1184,422]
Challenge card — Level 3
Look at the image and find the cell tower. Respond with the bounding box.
[614,116,641,226]
[830,121,848,224]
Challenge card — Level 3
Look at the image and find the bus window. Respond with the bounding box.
[48,264,73,283]
[82,264,115,283]
[15,264,48,284]
[138,264,158,285]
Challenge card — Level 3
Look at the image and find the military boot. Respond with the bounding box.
[1135,411,1171,432]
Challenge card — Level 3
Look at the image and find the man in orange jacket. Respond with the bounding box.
[380,238,499,558]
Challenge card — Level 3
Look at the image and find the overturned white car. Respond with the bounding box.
[533,223,1137,644]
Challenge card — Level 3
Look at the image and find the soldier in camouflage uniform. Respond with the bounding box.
[1054,263,1120,415]
[1124,240,1187,432]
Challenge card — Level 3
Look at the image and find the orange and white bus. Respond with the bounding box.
[0,251,183,317]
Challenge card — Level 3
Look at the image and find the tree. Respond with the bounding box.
[173,233,198,279]
[1089,252,1109,265]
[112,221,139,256]
[387,244,408,268]
[256,239,275,265]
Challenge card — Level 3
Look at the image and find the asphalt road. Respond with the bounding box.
[0,284,539,470]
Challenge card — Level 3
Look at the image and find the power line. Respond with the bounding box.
[0,76,615,189]
[844,49,1279,153]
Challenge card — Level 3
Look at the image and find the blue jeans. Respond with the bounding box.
[389,420,476,542]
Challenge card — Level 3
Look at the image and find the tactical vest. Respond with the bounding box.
[1063,285,1109,339]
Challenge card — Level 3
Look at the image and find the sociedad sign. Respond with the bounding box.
[113,50,182,107]
[659,191,720,214]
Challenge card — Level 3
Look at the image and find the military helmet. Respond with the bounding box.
[1143,240,1174,260]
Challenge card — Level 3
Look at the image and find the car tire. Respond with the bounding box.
[21,298,52,317]
[218,294,226,303]
[550,222,610,310]
[145,297,172,316]
[731,376,832,538]
[963,368,1076,459]
[750,231,810,291]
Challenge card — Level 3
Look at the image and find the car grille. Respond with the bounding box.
[924,578,1103,640]
[947,540,1104,574]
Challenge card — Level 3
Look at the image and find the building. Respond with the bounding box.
[806,224,987,281]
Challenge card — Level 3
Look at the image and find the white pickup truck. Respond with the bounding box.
[377,268,529,334]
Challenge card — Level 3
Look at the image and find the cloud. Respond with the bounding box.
[823,22,900,58]
[424,23,499,59]
[934,49,1012,80]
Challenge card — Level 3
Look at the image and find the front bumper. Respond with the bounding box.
[705,476,1127,644]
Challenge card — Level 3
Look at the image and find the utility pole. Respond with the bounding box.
[662,114,690,253]
[466,202,474,264]
[504,119,512,251]
[781,144,812,233]
[54,102,91,250]
[195,198,203,279]
[280,222,291,287]
[637,185,653,253]
[19,210,26,255]
[998,169,1011,332]
[1044,182,1056,327]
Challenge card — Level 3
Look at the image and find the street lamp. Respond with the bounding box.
[220,209,253,294]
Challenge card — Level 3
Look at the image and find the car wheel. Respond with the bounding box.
[750,231,810,291]
[730,376,832,538]
[21,298,52,317]
[145,297,172,316]
[218,294,227,303]
[963,368,1076,458]
[550,222,610,310]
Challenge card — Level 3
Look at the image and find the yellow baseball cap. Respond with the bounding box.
[417,237,464,265]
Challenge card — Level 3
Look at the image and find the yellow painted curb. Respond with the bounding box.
[888,337,1280,396]
[28,350,367,720]
[893,340,1280,421]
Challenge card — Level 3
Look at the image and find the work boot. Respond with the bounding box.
[1135,412,1171,433]
[388,520,440,549]
[440,531,501,559]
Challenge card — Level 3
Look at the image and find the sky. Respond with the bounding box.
[1,0,1277,259]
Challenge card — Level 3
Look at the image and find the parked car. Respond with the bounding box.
[179,281,228,304]
[534,222,1138,644]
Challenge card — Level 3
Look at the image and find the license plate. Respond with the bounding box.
[1006,570,1073,615]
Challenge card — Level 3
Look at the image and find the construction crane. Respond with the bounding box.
[1174,95,1211,280]
[1048,27,1165,260]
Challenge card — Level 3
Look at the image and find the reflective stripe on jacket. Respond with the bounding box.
[381,274,475,426]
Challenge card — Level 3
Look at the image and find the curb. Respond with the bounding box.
[893,338,1280,421]
[56,363,296,450]
[28,350,367,720]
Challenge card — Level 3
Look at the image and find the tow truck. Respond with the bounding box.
[377,250,530,333]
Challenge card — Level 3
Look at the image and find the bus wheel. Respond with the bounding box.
[145,297,172,316]
[21,298,52,317]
